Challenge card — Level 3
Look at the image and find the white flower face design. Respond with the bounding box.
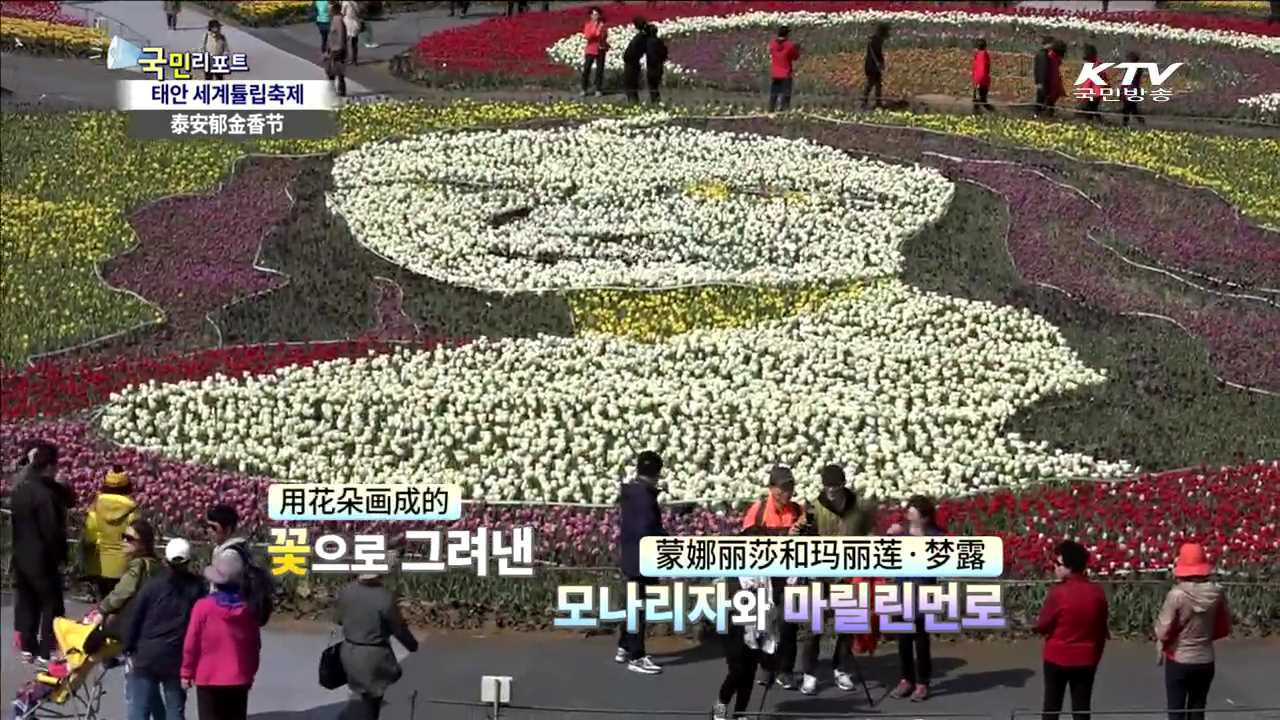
[328,120,954,292]
[100,280,1133,504]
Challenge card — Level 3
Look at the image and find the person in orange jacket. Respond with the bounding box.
[82,465,140,601]
[742,466,805,689]
[580,6,608,97]
[971,38,993,114]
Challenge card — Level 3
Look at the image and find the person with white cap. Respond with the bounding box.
[125,537,207,720]
[181,549,262,720]
[334,570,419,719]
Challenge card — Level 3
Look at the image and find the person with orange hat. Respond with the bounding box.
[82,464,140,601]
[1155,543,1232,720]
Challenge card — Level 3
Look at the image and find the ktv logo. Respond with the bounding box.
[1074,62,1185,87]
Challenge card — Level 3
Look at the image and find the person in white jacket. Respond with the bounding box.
[340,0,361,65]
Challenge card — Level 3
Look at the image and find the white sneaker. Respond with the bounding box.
[776,672,796,690]
[800,674,818,695]
[614,647,628,664]
[712,701,729,720]
[627,656,662,675]
[835,670,855,691]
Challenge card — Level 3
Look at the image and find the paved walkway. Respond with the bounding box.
[71,0,364,84]
[4,594,1279,719]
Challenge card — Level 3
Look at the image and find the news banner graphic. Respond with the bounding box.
[114,47,338,140]
[1072,61,1184,103]
[265,484,535,577]
[555,536,1007,633]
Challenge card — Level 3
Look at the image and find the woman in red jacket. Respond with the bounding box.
[581,7,608,97]
[1047,39,1066,110]
[971,38,993,114]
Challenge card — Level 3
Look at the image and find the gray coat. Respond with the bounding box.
[335,581,418,698]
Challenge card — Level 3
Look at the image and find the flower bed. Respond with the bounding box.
[0,0,86,25]
[193,0,431,27]
[331,120,953,291]
[0,193,158,367]
[91,159,302,353]
[101,278,1134,503]
[210,155,577,346]
[0,14,105,55]
[1238,90,1280,122]
[0,103,627,366]
[0,341,403,421]
[400,1,1280,89]
[1,427,1274,633]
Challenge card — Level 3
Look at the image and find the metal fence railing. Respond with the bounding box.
[1009,708,1280,719]
[424,700,996,720]
[426,700,1280,720]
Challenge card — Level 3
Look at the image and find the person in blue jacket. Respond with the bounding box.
[615,450,665,675]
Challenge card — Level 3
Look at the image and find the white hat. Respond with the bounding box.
[165,538,192,564]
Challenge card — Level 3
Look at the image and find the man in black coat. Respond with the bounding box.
[622,17,648,104]
[861,23,889,110]
[10,442,74,661]
[1033,35,1055,117]
[124,538,207,718]
[643,23,668,104]
[615,450,665,674]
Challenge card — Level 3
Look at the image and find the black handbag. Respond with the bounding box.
[319,636,346,690]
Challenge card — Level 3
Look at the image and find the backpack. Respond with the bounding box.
[228,543,274,627]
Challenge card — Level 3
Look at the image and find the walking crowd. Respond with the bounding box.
[8,441,420,720]
[549,8,1159,125]
[614,451,1235,720]
[6,439,1238,720]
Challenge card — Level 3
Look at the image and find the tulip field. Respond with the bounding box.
[2,3,1279,632]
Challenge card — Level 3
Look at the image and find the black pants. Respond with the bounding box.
[448,1,470,15]
[581,53,605,93]
[317,22,330,53]
[327,60,347,95]
[1078,98,1104,122]
[617,576,649,660]
[1165,660,1214,720]
[897,615,931,684]
[973,84,993,113]
[865,71,885,107]
[799,631,853,676]
[755,580,797,683]
[14,566,63,657]
[195,685,250,720]
[1122,99,1145,126]
[647,69,663,104]
[1042,662,1097,720]
[623,63,641,103]
[166,12,177,29]
[341,693,382,720]
[768,77,793,112]
[1035,88,1058,117]
[719,626,762,714]
[349,36,359,66]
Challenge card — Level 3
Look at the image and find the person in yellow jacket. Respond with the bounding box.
[82,466,139,601]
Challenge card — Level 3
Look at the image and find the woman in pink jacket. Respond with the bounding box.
[580,6,608,97]
[181,550,261,720]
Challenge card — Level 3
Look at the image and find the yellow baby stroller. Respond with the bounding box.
[11,618,122,720]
